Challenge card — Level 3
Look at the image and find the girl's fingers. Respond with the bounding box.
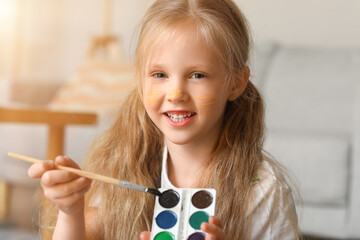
[28,160,55,178]
[51,184,91,214]
[201,216,225,240]
[55,155,81,169]
[27,155,91,215]
[209,216,223,228]
[53,184,90,206]
[140,231,151,240]
[202,223,222,239]
[43,177,92,199]
[28,155,79,179]
[41,169,81,187]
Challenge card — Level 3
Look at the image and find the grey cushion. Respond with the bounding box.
[263,46,360,134]
[265,133,350,205]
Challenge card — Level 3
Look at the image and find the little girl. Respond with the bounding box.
[28,0,300,239]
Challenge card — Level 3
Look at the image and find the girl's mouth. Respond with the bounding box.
[164,111,196,126]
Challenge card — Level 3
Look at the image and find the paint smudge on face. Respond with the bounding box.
[194,95,215,106]
[167,89,183,101]
[145,89,161,105]
[198,101,215,106]
[169,89,182,95]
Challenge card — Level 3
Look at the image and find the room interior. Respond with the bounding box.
[0,0,359,239]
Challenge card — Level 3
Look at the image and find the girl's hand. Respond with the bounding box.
[201,216,225,240]
[140,216,225,240]
[28,156,92,215]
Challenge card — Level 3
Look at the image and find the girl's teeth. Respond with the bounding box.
[167,113,194,122]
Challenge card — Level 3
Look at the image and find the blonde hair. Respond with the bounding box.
[39,0,300,239]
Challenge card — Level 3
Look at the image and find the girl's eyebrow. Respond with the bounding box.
[147,63,214,71]
[146,63,166,70]
[188,64,213,71]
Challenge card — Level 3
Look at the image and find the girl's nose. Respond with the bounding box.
[166,89,189,102]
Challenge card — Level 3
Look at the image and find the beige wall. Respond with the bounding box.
[116,0,360,50]
[237,0,360,48]
[0,0,360,87]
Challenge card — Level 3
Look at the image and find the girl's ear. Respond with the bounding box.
[228,66,250,101]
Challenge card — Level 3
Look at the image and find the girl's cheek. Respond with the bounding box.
[194,94,216,106]
[144,88,162,106]
[192,88,217,106]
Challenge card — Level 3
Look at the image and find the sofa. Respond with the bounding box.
[252,43,360,238]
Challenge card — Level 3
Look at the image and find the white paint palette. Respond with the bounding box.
[151,188,216,240]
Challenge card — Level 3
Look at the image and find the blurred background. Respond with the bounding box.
[0,0,359,239]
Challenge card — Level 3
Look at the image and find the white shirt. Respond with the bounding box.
[161,146,298,240]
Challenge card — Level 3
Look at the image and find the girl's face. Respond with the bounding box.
[143,23,233,147]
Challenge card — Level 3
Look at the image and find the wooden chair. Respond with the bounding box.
[0,106,97,224]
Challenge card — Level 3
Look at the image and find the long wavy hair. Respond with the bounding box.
[39,0,300,239]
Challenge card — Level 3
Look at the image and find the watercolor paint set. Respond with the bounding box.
[151,188,216,240]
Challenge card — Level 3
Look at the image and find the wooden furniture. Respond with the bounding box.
[0,106,97,222]
[0,179,8,222]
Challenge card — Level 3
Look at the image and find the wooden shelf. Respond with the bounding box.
[0,106,96,126]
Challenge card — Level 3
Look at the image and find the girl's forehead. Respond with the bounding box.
[145,22,216,64]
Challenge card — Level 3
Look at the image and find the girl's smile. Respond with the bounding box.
[164,110,197,127]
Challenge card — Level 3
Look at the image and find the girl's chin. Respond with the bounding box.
[164,134,196,146]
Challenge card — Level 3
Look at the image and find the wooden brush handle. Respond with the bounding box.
[8,152,119,186]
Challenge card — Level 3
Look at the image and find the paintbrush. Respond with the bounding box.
[8,152,161,197]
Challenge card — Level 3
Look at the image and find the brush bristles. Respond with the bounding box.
[147,188,162,197]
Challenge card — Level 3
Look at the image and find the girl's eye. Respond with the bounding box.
[192,73,205,79]
[153,73,167,78]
